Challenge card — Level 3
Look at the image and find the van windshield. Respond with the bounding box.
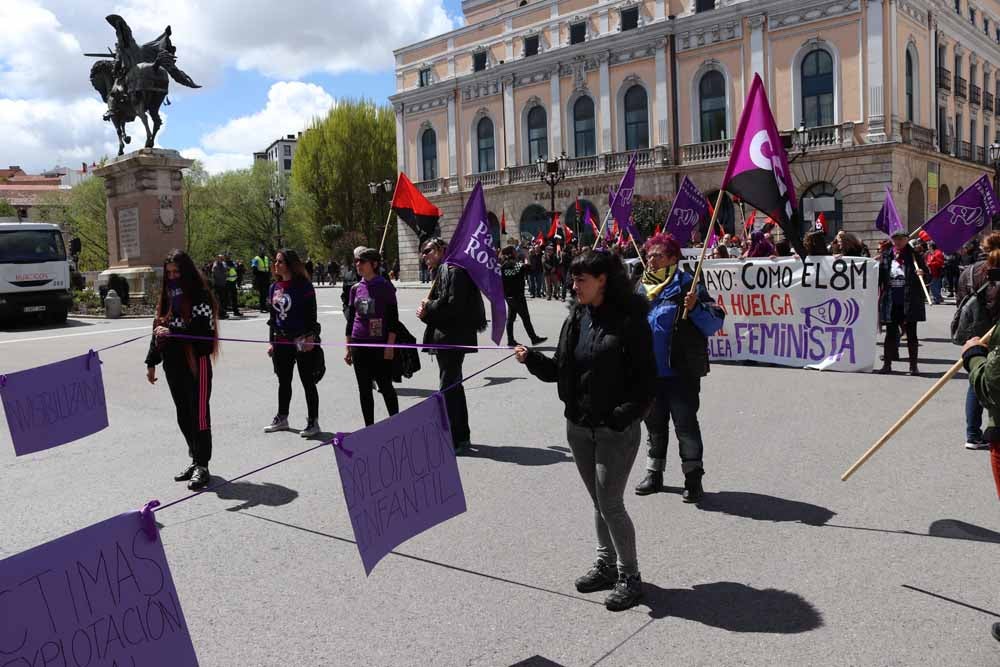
[0,230,67,263]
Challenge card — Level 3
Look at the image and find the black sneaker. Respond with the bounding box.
[574,560,617,593]
[173,463,197,482]
[187,466,210,491]
[530,336,548,345]
[605,573,643,611]
[454,441,472,456]
[992,622,1000,642]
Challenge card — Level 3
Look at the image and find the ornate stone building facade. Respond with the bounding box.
[391,0,1000,278]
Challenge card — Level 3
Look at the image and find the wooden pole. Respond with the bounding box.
[629,234,647,271]
[592,208,614,250]
[377,207,395,256]
[918,269,934,305]
[682,189,726,320]
[841,324,997,481]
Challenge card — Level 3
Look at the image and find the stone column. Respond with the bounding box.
[550,66,563,156]
[447,95,458,192]
[749,14,765,81]
[866,0,886,142]
[395,102,406,174]
[599,52,612,153]
[503,74,516,167]
[93,149,193,296]
[655,37,669,146]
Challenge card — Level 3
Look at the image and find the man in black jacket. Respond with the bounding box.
[416,237,486,454]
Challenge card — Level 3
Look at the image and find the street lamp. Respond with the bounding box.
[268,194,286,249]
[990,143,1000,228]
[369,178,395,251]
[789,122,809,163]
[537,153,568,237]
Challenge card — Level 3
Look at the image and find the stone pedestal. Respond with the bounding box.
[93,148,194,297]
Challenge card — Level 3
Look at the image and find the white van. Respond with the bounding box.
[0,222,74,324]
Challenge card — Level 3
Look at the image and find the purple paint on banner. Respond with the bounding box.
[922,174,1000,253]
[874,186,905,237]
[442,181,507,345]
[664,176,709,247]
[0,512,199,666]
[1,352,108,456]
[333,394,467,575]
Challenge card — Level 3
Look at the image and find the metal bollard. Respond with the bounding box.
[104,289,122,319]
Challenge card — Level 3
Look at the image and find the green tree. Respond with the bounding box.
[0,198,16,217]
[36,178,109,271]
[292,99,396,260]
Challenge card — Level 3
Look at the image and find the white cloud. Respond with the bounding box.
[178,147,252,174]
[201,82,333,155]
[0,97,119,171]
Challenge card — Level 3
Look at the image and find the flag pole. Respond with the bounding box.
[841,324,996,481]
[629,234,647,271]
[682,189,726,320]
[736,200,748,243]
[592,208,614,250]
[377,207,395,256]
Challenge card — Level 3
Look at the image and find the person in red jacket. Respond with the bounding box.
[925,241,945,304]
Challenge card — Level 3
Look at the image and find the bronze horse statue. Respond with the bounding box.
[87,15,200,155]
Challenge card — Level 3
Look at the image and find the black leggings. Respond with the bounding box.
[273,343,319,420]
[352,346,398,426]
[164,355,212,467]
[883,320,919,363]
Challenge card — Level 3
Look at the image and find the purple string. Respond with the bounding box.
[167,332,512,351]
[94,335,146,354]
[152,352,518,515]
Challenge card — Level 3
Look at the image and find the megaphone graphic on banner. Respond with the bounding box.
[802,298,860,328]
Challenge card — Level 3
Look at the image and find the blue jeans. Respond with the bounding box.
[643,375,704,474]
[966,383,984,443]
[930,277,943,303]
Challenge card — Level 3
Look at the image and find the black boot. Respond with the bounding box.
[605,573,643,611]
[992,622,1000,642]
[682,469,704,503]
[876,361,892,374]
[634,471,662,496]
[575,560,617,593]
[907,336,920,376]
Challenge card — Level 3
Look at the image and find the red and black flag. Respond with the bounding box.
[390,172,442,243]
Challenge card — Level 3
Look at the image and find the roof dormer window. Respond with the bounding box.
[473,50,487,72]
[621,7,639,31]
[570,22,586,45]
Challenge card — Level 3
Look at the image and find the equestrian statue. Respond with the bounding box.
[86,15,200,155]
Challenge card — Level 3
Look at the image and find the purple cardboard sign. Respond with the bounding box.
[333,394,467,575]
[1,352,109,456]
[0,512,199,666]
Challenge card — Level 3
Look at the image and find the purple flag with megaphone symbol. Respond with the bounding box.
[664,176,709,248]
[921,174,1000,253]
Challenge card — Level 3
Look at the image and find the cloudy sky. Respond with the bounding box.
[0,0,463,174]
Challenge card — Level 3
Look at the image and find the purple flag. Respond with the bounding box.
[2,352,108,456]
[442,181,507,345]
[722,74,799,246]
[609,153,642,243]
[923,175,1000,253]
[0,512,199,666]
[333,394,467,575]
[875,187,905,237]
[664,176,709,248]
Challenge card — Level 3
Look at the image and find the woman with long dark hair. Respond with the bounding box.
[145,250,219,490]
[345,247,400,425]
[877,231,927,375]
[264,249,322,437]
[515,250,656,612]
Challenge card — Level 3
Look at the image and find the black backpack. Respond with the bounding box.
[951,280,994,345]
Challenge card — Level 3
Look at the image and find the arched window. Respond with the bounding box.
[699,71,726,142]
[573,96,596,157]
[905,51,914,122]
[421,128,437,181]
[801,182,843,238]
[527,106,547,162]
[476,117,495,173]
[801,49,834,128]
[906,179,924,232]
[624,85,649,150]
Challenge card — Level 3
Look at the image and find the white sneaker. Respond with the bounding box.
[300,419,321,438]
[264,415,289,433]
[965,439,991,450]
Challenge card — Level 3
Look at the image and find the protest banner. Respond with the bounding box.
[333,394,467,575]
[0,512,198,666]
[678,256,879,372]
[2,352,108,456]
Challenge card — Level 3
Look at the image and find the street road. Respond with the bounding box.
[1,285,998,666]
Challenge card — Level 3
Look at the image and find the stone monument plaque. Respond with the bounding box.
[117,206,140,261]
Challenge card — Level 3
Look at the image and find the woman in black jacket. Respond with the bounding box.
[877,231,927,375]
[264,249,322,437]
[145,250,219,491]
[515,250,656,612]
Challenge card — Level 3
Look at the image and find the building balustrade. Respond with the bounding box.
[937,67,952,91]
[900,122,936,150]
[971,84,982,105]
[956,76,968,98]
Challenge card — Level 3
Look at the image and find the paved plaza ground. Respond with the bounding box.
[2,285,998,666]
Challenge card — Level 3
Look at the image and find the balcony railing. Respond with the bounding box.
[956,76,968,98]
[415,178,441,195]
[506,163,540,185]
[937,67,952,91]
[789,122,856,150]
[971,84,982,105]
[464,170,503,189]
[960,141,972,160]
[977,146,987,164]
[901,122,936,150]
[986,92,995,112]
[680,138,734,164]
[563,155,601,177]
